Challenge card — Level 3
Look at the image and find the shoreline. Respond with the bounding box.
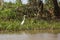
[0,29,60,34]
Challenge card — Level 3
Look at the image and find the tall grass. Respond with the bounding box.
[0,18,60,31]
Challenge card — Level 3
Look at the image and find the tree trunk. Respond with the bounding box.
[52,0,60,18]
[38,0,43,16]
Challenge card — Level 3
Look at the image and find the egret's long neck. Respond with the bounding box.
[24,17,25,20]
[23,15,26,21]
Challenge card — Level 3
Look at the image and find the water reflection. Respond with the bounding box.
[0,33,60,40]
[30,33,57,40]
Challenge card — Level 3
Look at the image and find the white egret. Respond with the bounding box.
[21,15,26,25]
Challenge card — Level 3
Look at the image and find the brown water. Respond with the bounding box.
[0,32,60,40]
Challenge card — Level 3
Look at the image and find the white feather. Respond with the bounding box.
[21,15,26,25]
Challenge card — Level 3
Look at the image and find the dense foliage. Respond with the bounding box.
[0,0,60,31]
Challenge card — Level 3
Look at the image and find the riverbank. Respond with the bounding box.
[0,29,60,34]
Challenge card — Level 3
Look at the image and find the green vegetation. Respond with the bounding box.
[0,0,60,32]
[0,19,60,31]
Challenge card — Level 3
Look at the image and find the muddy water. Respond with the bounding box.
[0,33,60,40]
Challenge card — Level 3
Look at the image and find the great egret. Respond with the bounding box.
[21,15,26,25]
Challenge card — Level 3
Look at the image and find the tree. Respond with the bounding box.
[28,0,43,15]
[52,0,60,18]
[16,0,22,6]
[45,0,54,10]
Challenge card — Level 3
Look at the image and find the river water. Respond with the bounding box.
[0,32,60,40]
